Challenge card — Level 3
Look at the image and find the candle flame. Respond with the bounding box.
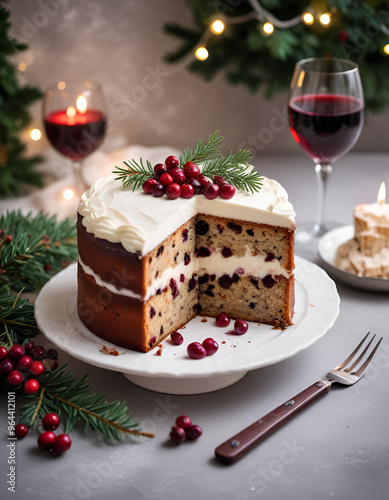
[66,106,76,118]
[76,95,87,114]
[377,181,386,205]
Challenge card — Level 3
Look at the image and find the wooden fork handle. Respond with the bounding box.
[215,380,331,464]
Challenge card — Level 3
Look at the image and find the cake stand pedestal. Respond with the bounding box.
[123,371,247,395]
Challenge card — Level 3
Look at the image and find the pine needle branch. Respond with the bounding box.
[113,158,154,192]
[179,130,224,165]
[0,285,39,345]
[0,211,77,292]
[20,365,154,440]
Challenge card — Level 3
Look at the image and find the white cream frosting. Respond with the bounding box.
[78,171,295,256]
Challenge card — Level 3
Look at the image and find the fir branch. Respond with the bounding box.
[202,150,263,193]
[20,365,154,440]
[0,285,39,345]
[0,211,77,292]
[179,130,223,165]
[113,158,154,192]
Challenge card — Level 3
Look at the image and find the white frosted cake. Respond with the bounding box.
[77,172,296,352]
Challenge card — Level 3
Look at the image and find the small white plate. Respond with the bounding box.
[318,225,389,293]
[35,256,339,394]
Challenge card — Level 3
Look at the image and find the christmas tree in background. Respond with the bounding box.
[0,0,43,198]
[164,0,389,113]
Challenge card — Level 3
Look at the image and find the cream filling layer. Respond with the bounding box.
[79,248,291,303]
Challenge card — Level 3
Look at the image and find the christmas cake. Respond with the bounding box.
[77,135,295,352]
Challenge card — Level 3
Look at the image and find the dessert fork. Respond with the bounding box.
[215,332,383,464]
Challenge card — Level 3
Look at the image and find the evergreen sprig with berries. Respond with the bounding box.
[0,210,154,454]
[113,130,263,199]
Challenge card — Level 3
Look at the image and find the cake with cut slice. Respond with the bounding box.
[77,172,296,352]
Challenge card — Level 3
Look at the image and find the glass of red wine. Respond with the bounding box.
[288,57,364,254]
[43,80,107,193]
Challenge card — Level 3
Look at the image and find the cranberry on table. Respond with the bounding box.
[202,338,219,356]
[46,349,58,360]
[181,183,195,199]
[170,167,187,185]
[187,342,206,359]
[153,163,168,179]
[176,415,192,429]
[169,426,186,443]
[42,413,60,431]
[8,344,26,360]
[0,358,15,374]
[24,378,40,394]
[183,161,200,179]
[14,423,29,439]
[203,183,220,200]
[234,319,249,335]
[165,155,179,169]
[0,346,8,359]
[150,182,165,198]
[170,331,184,345]
[29,346,46,360]
[51,434,72,456]
[215,312,230,327]
[25,340,35,352]
[142,178,158,194]
[7,369,23,386]
[186,424,203,440]
[220,183,236,199]
[29,360,45,376]
[38,431,57,451]
[17,355,33,371]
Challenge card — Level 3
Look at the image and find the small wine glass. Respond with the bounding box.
[288,57,364,255]
[43,80,107,193]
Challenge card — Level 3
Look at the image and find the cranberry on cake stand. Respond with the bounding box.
[35,257,339,395]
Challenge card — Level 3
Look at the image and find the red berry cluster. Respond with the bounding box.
[143,155,236,201]
[170,330,219,359]
[0,341,59,394]
[169,415,202,443]
[215,313,249,335]
[15,412,71,456]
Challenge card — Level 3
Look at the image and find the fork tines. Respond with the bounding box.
[336,332,384,377]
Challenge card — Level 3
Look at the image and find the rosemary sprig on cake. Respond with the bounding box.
[113,130,262,200]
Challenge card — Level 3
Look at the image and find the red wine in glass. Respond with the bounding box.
[288,58,364,253]
[289,94,364,164]
[44,109,106,161]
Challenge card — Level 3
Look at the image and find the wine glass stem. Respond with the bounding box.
[73,161,87,194]
[313,162,332,236]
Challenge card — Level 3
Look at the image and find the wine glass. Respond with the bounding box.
[43,80,107,194]
[288,57,364,254]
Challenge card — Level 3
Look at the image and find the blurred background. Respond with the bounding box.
[2,0,389,194]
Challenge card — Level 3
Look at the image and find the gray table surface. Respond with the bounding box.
[1,153,389,500]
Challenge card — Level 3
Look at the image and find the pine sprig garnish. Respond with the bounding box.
[20,364,154,440]
[179,129,223,165]
[112,158,155,191]
[113,130,262,195]
[0,285,39,345]
[0,210,77,292]
[202,150,262,194]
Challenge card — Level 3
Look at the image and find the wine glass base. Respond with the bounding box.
[295,221,340,261]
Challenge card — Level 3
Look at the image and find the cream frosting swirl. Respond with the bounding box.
[78,172,295,255]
